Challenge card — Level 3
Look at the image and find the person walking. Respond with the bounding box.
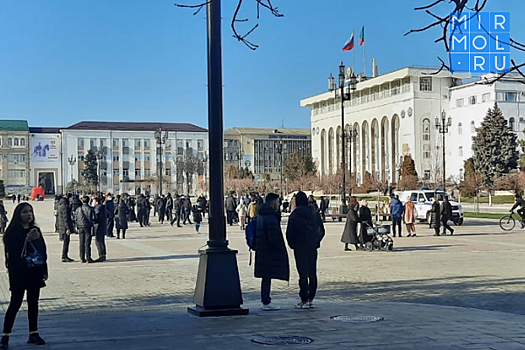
[290,193,297,213]
[183,196,193,225]
[197,195,207,219]
[358,199,373,245]
[165,193,174,224]
[105,194,115,237]
[225,193,236,226]
[319,196,328,222]
[192,205,202,233]
[236,199,248,230]
[74,196,95,263]
[171,195,182,227]
[16,194,21,204]
[0,200,7,235]
[255,193,289,311]
[307,195,319,212]
[145,195,152,226]
[56,196,74,262]
[341,197,361,251]
[390,195,404,238]
[115,199,129,239]
[247,196,259,224]
[440,195,455,235]
[285,191,325,309]
[137,194,147,227]
[11,195,16,204]
[93,197,107,262]
[1,203,48,348]
[404,197,418,237]
[430,197,441,236]
[157,195,166,224]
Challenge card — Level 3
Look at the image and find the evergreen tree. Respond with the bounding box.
[472,103,518,185]
[399,155,418,178]
[83,149,99,190]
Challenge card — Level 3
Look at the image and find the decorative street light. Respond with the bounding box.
[276,140,287,197]
[435,110,452,191]
[67,155,76,183]
[154,127,168,195]
[329,62,357,214]
[95,147,106,194]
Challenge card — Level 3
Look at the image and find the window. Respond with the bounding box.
[0,138,2,146]
[113,169,119,176]
[13,138,19,146]
[197,139,204,151]
[470,121,476,133]
[123,169,129,177]
[186,140,191,148]
[419,77,432,91]
[456,98,464,108]
[100,139,107,148]
[8,154,26,162]
[422,119,431,141]
[391,81,401,96]
[469,96,477,105]
[509,117,515,131]
[506,92,518,101]
[135,139,141,148]
[144,169,150,176]
[122,139,129,147]
[79,155,85,161]
[459,146,463,157]
[7,138,12,146]
[135,169,141,177]
[90,139,96,149]
[177,140,184,155]
[8,170,25,178]
[424,170,431,180]
[482,93,490,103]
[410,193,418,201]
[423,144,431,159]
[144,139,150,148]
[135,154,141,162]
[145,155,151,162]
[458,123,463,135]
[418,193,425,202]
[113,155,120,162]
[166,168,171,176]
[20,138,25,146]
[113,138,119,148]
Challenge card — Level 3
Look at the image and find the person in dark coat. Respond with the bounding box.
[440,195,454,235]
[358,200,373,244]
[145,195,152,226]
[165,193,174,223]
[74,196,96,263]
[105,194,115,237]
[286,191,325,309]
[56,196,75,262]
[183,196,193,225]
[127,197,137,222]
[0,200,8,235]
[319,196,328,222]
[192,205,202,233]
[71,194,82,212]
[1,203,48,348]
[137,194,148,227]
[115,199,129,239]
[53,195,60,233]
[170,196,182,227]
[341,197,361,251]
[93,197,107,262]
[197,195,207,218]
[430,198,441,236]
[225,193,236,226]
[255,193,289,311]
[307,195,319,212]
[157,195,166,224]
[390,195,404,237]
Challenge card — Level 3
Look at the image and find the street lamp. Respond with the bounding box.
[435,110,452,191]
[276,140,287,197]
[329,62,357,214]
[95,147,106,194]
[154,127,168,195]
[67,155,76,183]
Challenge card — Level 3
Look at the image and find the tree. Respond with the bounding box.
[397,155,419,190]
[472,103,518,187]
[65,179,80,194]
[518,129,525,171]
[83,149,99,191]
[176,148,204,194]
[283,151,316,182]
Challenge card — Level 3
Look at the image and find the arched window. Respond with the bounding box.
[509,117,515,131]
[422,119,430,141]
[470,121,475,133]
[7,138,12,146]
[13,138,19,146]
[458,122,463,135]
[20,138,25,146]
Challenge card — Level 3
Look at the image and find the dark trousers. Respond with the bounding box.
[170,213,181,227]
[294,249,318,302]
[3,287,40,333]
[158,209,165,223]
[116,228,126,239]
[138,211,146,227]
[79,229,92,261]
[392,217,402,237]
[61,233,71,259]
[145,210,151,225]
[261,278,272,305]
[442,218,453,234]
[166,208,173,223]
[107,218,114,237]
[183,211,192,224]
[95,233,106,258]
[226,211,235,226]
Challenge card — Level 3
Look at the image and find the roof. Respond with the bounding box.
[224,127,310,136]
[0,120,29,131]
[29,127,62,134]
[66,121,207,133]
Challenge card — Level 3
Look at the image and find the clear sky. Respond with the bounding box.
[1,0,524,130]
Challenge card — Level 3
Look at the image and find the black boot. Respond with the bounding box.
[27,333,46,345]
[0,335,8,349]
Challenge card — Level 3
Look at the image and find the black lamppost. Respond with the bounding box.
[67,155,76,183]
[154,127,168,196]
[277,140,286,196]
[347,129,354,196]
[329,62,357,214]
[188,0,247,317]
[435,110,452,191]
[95,147,106,194]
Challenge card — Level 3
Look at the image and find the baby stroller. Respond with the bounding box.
[363,222,394,252]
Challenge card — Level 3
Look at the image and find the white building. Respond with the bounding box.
[301,66,525,186]
[61,121,208,195]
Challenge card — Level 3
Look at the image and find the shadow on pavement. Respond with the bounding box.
[394,244,456,252]
[108,254,199,263]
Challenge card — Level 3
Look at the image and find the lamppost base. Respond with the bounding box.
[188,247,249,317]
[339,204,348,215]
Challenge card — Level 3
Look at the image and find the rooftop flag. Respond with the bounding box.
[359,26,365,45]
[342,31,355,52]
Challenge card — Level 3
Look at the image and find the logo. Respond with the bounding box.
[449,12,510,73]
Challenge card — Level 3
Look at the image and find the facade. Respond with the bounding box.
[0,120,30,190]
[62,121,208,195]
[223,127,311,180]
[29,127,63,195]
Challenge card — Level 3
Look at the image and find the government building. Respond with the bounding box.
[301,66,525,185]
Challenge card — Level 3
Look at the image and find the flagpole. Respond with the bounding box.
[363,40,366,77]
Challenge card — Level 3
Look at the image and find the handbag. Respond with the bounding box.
[21,238,44,269]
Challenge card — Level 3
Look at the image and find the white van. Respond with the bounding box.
[394,190,464,226]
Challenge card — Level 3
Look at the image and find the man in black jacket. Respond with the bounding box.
[74,196,96,263]
[286,191,325,309]
[255,193,289,311]
[225,193,236,226]
[440,196,454,236]
[105,193,115,237]
[93,197,107,262]
[157,195,166,224]
[165,193,174,224]
[183,196,193,225]
[137,194,148,227]
[57,196,75,262]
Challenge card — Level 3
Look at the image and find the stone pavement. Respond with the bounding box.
[0,199,524,349]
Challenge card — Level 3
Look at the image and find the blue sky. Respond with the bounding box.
[1,0,523,130]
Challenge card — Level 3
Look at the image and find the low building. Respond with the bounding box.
[0,120,30,193]
[223,127,311,181]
